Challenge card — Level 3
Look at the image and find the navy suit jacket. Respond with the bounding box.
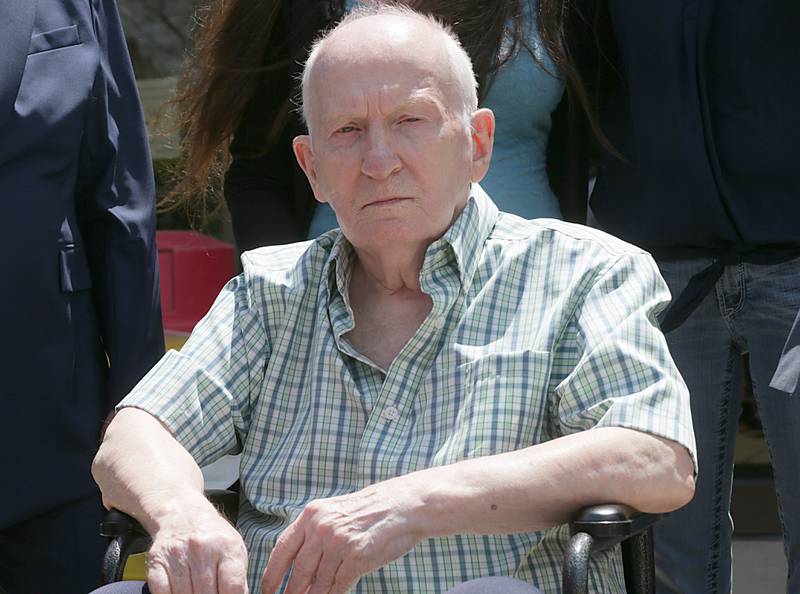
[0,0,164,528]
[590,0,800,254]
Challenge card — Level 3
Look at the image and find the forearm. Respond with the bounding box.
[92,407,212,534]
[401,427,695,539]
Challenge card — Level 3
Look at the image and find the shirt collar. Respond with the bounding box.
[431,183,499,290]
[320,230,355,314]
[324,183,499,303]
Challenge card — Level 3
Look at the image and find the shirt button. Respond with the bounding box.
[431,317,445,330]
[382,406,399,421]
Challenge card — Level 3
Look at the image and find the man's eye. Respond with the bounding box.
[399,117,421,124]
[337,126,357,134]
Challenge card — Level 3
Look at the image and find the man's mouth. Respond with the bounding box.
[364,196,412,208]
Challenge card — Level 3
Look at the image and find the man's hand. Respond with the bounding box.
[146,504,249,594]
[93,409,251,592]
[261,481,424,594]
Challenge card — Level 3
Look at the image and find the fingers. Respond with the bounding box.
[146,521,249,594]
[190,555,219,594]
[148,552,247,594]
[328,559,362,594]
[282,539,322,594]
[309,557,360,594]
[260,518,306,594]
[266,526,361,594]
[169,563,194,594]
[146,549,192,594]
[306,550,342,594]
[218,554,250,594]
[264,487,421,594]
[146,560,172,594]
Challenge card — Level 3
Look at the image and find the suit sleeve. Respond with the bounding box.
[76,0,164,409]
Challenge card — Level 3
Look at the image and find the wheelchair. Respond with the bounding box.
[100,490,659,594]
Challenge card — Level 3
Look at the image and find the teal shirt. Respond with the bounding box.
[121,185,696,593]
[480,21,565,219]
[308,3,565,239]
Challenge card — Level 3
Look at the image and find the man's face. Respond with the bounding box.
[294,21,493,252]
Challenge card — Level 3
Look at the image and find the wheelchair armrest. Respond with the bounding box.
[570,503,660,551]
[100,488,240,538]
[100,509,145,538]
[563,504,662,594]
[100,511,151,584]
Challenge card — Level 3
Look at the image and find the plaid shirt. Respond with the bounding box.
[120,185,696,593]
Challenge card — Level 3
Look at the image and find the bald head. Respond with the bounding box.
[300,5,478,133]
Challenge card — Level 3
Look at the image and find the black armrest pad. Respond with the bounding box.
[564,505,660,594]
[570,504,661,545]
[100,509,144,538]
[100,489,239,538]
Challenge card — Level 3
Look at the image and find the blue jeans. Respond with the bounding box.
[655,257,800,593]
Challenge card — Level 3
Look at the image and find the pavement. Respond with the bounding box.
[731,417,787,592]
[733,537,787,593]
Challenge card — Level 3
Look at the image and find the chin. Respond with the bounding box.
[350,219,442,250]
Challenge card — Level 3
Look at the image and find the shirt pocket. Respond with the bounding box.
[28,24,81,55]
[432,350,553,464]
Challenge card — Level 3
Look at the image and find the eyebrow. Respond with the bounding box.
[400,92,447,112]
[322,88,447,126]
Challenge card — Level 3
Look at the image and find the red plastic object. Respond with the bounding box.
[157,231,236,334]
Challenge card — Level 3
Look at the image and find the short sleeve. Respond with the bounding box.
[118,274,269,467]
[553,252,698,472]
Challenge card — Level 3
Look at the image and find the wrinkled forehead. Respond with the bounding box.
[304,15,461,126]
[317,56,447,109]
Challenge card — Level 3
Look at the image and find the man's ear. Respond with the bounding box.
[469,108,495,183]
[293,135,328,204]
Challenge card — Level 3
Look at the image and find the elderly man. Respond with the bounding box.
[92,5,696,594]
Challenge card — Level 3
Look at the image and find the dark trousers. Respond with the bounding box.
[0,493,107,594]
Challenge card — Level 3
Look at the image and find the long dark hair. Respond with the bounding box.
[169,0,604,205]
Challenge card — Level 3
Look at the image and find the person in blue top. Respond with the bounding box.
[167,0,592,251]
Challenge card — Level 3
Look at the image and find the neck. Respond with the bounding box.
[351,242,428,294]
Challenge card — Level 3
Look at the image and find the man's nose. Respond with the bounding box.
[360,125,401,180]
